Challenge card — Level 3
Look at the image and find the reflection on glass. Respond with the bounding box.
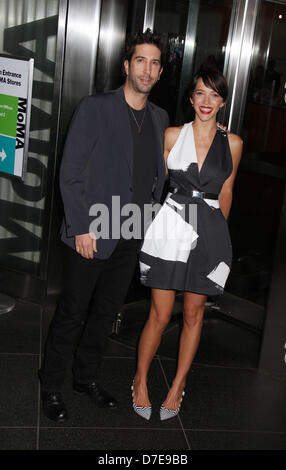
[244,1,286,155]
[151,0,233,124]
[150,0,189,123]
[192,0,233,74]
[228,1,286,306]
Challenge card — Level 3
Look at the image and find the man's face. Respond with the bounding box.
[124,43,163,95]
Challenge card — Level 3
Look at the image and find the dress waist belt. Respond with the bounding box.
[172,188,218,200]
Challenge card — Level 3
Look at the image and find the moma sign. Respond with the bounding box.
[0,55,33,179]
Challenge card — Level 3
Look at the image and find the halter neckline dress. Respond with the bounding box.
[139,122,233,296]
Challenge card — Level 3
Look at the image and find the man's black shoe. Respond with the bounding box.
[73,381,118,408]
[41,391,69,422]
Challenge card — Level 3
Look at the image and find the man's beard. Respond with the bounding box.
[129,75,156,95]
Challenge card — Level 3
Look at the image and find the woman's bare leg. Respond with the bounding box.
[133,288,176,406]
[162,291,207,410]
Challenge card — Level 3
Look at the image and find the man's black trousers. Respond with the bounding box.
[39,238,141,391]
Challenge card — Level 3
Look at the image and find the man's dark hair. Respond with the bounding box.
[189,65,228,102]
[124,28,165,65]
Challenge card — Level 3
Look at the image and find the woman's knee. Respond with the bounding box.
[149,307,172,330]
[149,289,175,330]
[183,304,204,328]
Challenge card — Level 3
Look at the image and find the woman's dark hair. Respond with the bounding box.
[189,66,228,102]
[124,28,165,66]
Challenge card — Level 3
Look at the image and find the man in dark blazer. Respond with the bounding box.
[39,29,169,421]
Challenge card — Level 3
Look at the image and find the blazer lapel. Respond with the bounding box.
[114,86,133,176]
[148,101,166,194]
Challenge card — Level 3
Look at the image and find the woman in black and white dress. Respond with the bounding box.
[131,66,243,421]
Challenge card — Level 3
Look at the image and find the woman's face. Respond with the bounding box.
[190,77,225,121]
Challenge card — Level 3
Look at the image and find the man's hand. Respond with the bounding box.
[75,232,97,259]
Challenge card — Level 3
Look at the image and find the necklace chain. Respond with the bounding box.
[129,105,147,134]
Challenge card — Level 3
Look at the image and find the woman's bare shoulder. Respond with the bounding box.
[165,125,184,137]
[228,132,243,148]
[165,125,184,150]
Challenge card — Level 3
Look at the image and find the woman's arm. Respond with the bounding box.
[219,133,243,219]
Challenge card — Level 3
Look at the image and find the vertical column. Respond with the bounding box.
[143,0,156,31]
[130,0,147,34]
[95,0,129,93]
[222,0,260,133]
[61,0,101,117]
[175,0,200,124]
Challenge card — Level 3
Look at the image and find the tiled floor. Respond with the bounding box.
[0,296,286,450]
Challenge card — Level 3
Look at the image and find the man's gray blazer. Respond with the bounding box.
[59,85,169,259]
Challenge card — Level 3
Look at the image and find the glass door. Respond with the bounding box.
[227,0,286,307]
[149,0,234,124]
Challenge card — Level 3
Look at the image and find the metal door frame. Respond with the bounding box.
[222,0,261,133]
